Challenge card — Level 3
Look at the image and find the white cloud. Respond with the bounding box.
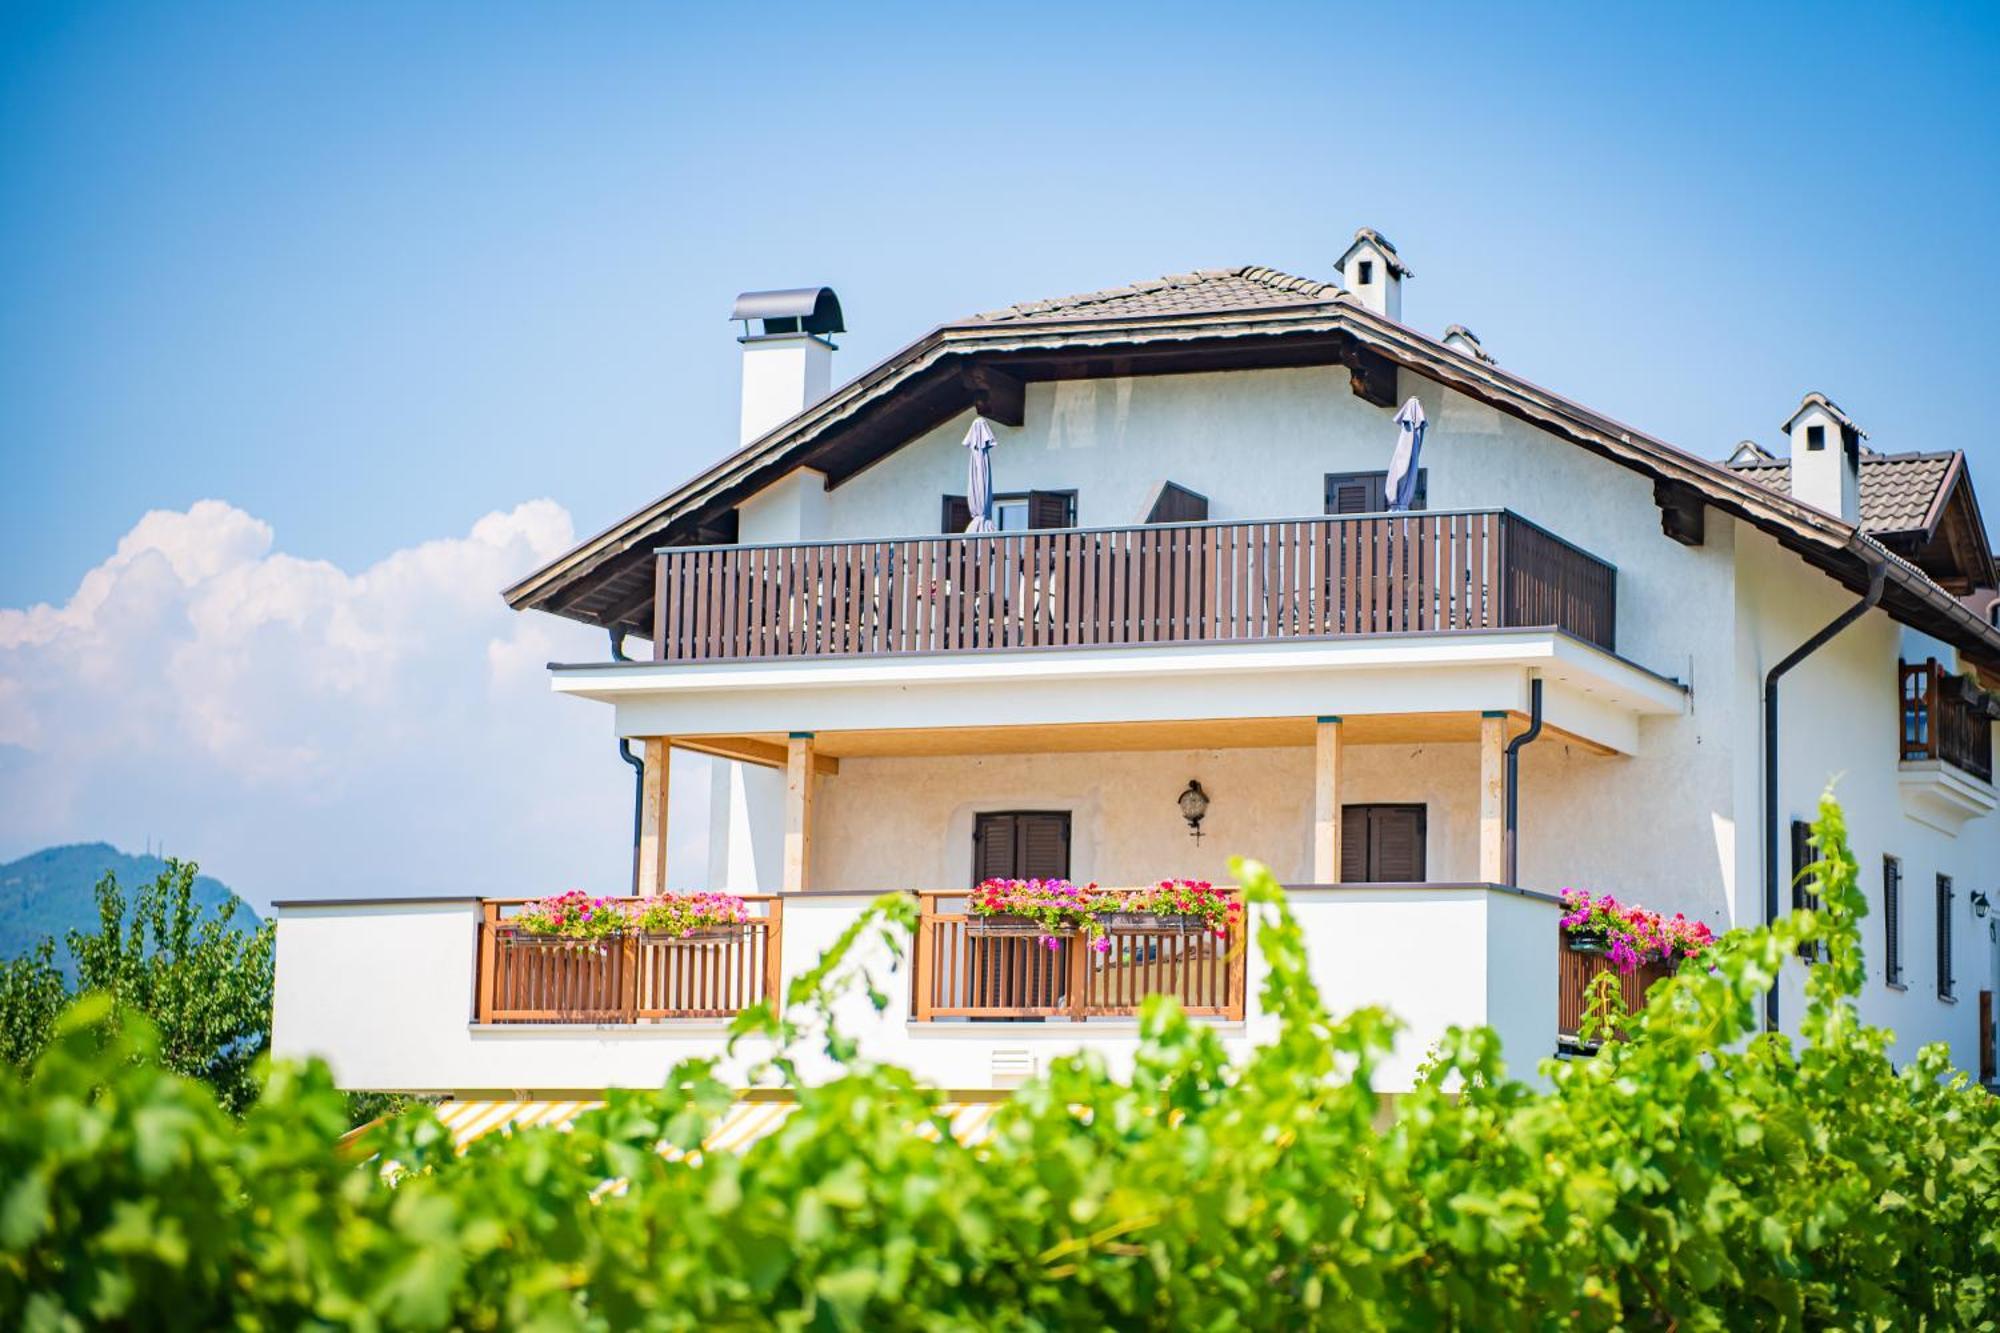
[0,500,711,909]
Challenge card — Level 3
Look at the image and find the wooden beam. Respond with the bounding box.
[783,732,816,893]
[962,364,1026,427]
[1312,717,1344,883]
[1653,478,1706,547]
[1478,713,1506,883]
[672,735,838,776]
[1337,338,1398,407]
[638,738,671,893]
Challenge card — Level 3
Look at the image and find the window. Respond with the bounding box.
[941,491,1075,533]
[973,811,1071,884]
[1883,856,1903,987]
[1790,818,1821,963]
[1339,804,1426,883]
[1806,424,1827,451]
[1937,874,1955,1000]
[1325,470,1427,515]
[1357,260,1375,285]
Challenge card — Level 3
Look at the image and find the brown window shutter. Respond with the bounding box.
[973,813,1017,882]
[1027,491,1074,530]
[942,495,972,533]
[1018,812,1071,880]
[1791,818,1820,962]
[1145,482,1210,524]
[1339,807,1368,883]
[1937,875,1954,1000]
[1324,470,1426,514]
[1370,806,1426,882]
[1883,855,1902,986]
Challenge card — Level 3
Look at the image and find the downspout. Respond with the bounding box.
[1503,675,1544,887]
[1762,551,1886,1031]
[609,630,644,893]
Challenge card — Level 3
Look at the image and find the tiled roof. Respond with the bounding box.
[965,265,1342,324]
[1729,452,1956,534]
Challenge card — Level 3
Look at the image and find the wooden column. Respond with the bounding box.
[638,737,670,893]
[784,732,816,894]
[1479,712,1506,884]
[1312,715,1344,884]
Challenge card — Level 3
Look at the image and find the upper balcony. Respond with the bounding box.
[1898,657,1997,831]
[649,509,1616,665]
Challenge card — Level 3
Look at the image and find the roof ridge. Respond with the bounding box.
[970,264,1341,323]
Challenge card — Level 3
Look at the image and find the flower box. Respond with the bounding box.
[967,913,1052,937]
[1105,912,1205,932]
[638,925,740,944]
[1565,930,1611,956]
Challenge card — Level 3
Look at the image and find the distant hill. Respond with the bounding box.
[0,843,258,964]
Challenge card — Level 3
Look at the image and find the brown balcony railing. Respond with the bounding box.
[1557,933,1673,1042]
[1900,658,1994,783]
[910,892,1246,1021]
[653,510,1615,664]
[473,897,782,1024]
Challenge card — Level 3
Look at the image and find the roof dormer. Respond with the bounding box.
[1336,227,1411,322]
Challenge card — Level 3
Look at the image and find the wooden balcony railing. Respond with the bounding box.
[1900,658,1994,783]
[473,897,782,1024]
[910,892,1246,1021]
[1557,935,1672,1042]
[653,509,1615,664]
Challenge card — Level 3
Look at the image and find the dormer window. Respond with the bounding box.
[1357,260,1375,285]
[1806,424,1826,451]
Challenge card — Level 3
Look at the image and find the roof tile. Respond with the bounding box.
[965,265,1343,324]
[1728,452,1956,534]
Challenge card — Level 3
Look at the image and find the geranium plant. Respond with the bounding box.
[1122,879,1241,938]
[634,892,750,938]
[511,890,631,942]
[1558,889,1715,973]
[968,878,1114,951]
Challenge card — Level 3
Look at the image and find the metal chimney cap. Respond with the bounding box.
[729,287,845,337]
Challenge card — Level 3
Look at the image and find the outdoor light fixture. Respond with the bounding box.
[1178,779,1211,843]
[1972,890,1991,920]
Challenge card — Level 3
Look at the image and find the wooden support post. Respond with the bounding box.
[1313,715,1344,884]
[638,738,671,893]
[1479,712,1507,884]
[911,894,934,1022]
[475,901,500,1024]
[784,732,816,894]
[763,898,785,1008]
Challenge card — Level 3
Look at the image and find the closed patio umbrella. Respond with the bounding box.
[964,416,998,531]
[1386,396,1427,511]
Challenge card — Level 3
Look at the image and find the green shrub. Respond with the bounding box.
[1,793,1996,1329]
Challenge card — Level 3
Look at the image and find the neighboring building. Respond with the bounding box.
[274,229,2000,1110]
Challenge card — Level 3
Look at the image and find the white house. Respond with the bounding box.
[273,228,2000,1113]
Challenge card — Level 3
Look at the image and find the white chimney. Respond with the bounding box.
[1336,227,1411,322]
[731,287,844,445]
[1440,324,1494,363]
[1781,391,1864,523]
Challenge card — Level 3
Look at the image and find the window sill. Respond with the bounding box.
[1937,992,1958,1005]
[1884,981,1907,993]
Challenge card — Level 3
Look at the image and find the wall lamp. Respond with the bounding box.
[1178,780,1211,843]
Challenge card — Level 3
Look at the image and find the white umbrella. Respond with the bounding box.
[1386,396,1427,511]
[963,416,998,531]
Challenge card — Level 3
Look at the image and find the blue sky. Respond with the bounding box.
[1,2,1996,904]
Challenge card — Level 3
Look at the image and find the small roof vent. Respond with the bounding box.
[731,287,845,340]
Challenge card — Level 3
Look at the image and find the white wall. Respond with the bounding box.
[272,887,1558,1096]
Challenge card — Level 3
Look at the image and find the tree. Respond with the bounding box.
[0,859,274,1113]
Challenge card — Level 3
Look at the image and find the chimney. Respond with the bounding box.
[731,287,845,445]
[1440,324,1494,363]
[1781,391,1864,524]
[1336,227,1411,321]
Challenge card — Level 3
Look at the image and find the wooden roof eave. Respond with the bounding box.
[503,295,2000,665]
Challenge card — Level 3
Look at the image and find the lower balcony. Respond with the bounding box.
[1898,658,1998,833]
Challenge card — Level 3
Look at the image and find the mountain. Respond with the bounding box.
[0,843,259,963]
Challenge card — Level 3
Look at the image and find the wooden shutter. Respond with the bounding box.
[1791,818,1820,962]
[1883,855,1903,986]
[1370,806,1426,882]
[1937,875,1954,999]
[1339,804,1426,882]
[1018,812,1071,880]
[1339,807,1368,883]
[1145,482,1210,524]
[942,495,972,533]
[1324,470,1427,514]
[973,810,1071,882]
[1027,491,1074,530]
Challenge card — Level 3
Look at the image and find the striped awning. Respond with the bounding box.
[430,1097,1003,1156]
